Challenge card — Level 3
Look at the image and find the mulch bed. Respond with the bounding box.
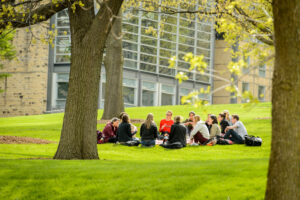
[0,136,56,144]
[255,117,271,120]
[97,118,145,124]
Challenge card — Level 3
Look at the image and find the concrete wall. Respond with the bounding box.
[0,23,49,117]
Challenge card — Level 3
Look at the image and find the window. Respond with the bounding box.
[242,82,249,103]
[242,56,250,74]
[123,78,137,106]
[56,73,69,109]
[179,87,191,104]
[142,81,157,106]
[259,64,266,77]
[258,85,265,101]
[161,84,175,106]
[57,82,68,99]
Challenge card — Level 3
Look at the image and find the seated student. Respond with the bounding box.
[101,117,119,143]
[140,113,158,147]
[119,112,137,136]
[207,114,221,138]
[218,113,230,134]
[161,116,187,148]
[223,110,232,125]
[159,110,174,139]
[190,115,210,145]
[183,111,195,136]
[117,114,136,144]
[205,114,212,132]
[224,114,247,144]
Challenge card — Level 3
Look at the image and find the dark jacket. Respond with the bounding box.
[117,122,132,142]
[169,122,187,147]
[220,119,230,134]
[183,119,194,132]
[205,122,212,132]
[140,123,158,141]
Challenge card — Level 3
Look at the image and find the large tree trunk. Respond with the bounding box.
[102,9,124,120]
[265,1,300,199]
[54,0,123,159]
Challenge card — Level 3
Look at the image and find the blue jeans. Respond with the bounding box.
[224,129,244,144]
[141,140,155,147]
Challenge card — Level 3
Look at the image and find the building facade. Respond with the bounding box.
[0,10,272,117]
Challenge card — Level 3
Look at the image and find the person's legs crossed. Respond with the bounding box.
[225,129,244,144]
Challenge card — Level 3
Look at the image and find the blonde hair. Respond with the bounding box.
[194,115,201,122]
[223,110,230,121]
[166,110,173,115]
[144,113,154,129]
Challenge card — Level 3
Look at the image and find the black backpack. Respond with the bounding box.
[244,135,262,146]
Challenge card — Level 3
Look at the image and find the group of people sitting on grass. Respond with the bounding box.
[97,110,248,149]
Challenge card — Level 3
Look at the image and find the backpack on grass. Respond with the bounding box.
[97,130,104,144]
[244,135,262,146]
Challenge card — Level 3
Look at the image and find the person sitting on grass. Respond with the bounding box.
[223,110,232,125]
[205,114,212,132]
[205,114,221,145]
[117,114,137,144]
[140,113,158,147]
[218,113,230,135]
[183,111,195,136]
[159,110,174,140]
[161,116,187,149]
[119,112,137,136]
[224,114,247,144]
[101,117,119,143]
[190,115,210,145]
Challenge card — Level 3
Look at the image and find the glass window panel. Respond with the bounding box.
[142,90,155,106]
[141,19,158,29]
[142,12,158,20]
[178,61,190,70]
[57,28,70,35]
[141,45,157,54]
[178,71,193,80]
[197,40,210,49]
[161,93,174,106]
[123,78,137,87]
[123,33,138,42]
[56,45,71,54]
[195,73,210,82]
[164,23,177,33]
[178,44,194,53]
[55,55,71,63]
[258,85,265,101]
[180,88,191,96]
[123,16,139,25]
[56,37,70,46]
[196,48,210,57]
[159,67,175,76]
[179,27,195,37]
[242,82,249,92]
[57,74,69,82]
[57,10,68,18]
[197,31,211,40]
[57,18,69,27]
[162,84,175,93]
[197,23,212,32]
[180,19,195,29]
[57,82,68,99]
[259,64,266,77]
[140,54,157,64]
[159,48,173,58]
[159,57,169,67]
[143,81,156,90]
[123,86,135,105]
[160,40,176,50]
[123,41,138,51]
[123,51,138,60]
[160,31,177,42]
[56,100,66,109]
[141,36,157,46]
[179,36,195,46]
[140,63,156,72]
[161,15,177,25]
[124,60,137,69]
[122,23,139,33]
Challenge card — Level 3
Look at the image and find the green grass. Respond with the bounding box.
[0,103,271,200]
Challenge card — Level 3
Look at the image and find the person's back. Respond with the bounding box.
[210,123,221,138]
[234,120,247,138]
[140,123,158,141]
[117,114,132,143]
[169,122,187,147]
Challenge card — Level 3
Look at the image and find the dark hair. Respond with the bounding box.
[189,111,195,116]
[122,114,129,123]
[232,114,239,121]
[219,113,225,119]
[210,115,218,124]
[174,116,182,123]
[119,112,127,119]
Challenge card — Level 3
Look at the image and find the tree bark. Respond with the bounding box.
[54,0,123,159]
[102,9,125,120]
[265,0,300,199]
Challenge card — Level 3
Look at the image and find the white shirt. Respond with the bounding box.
[190,121,210,139]
[234,121,247,138]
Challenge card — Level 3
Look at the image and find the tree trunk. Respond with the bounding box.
[265,1,300,199]
[102,9,124,120]
[54,0,123,159]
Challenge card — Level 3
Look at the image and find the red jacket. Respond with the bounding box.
[102,122,117,143]
[159,119,174,133]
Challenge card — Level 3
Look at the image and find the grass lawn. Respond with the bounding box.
[0,103,271,200]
